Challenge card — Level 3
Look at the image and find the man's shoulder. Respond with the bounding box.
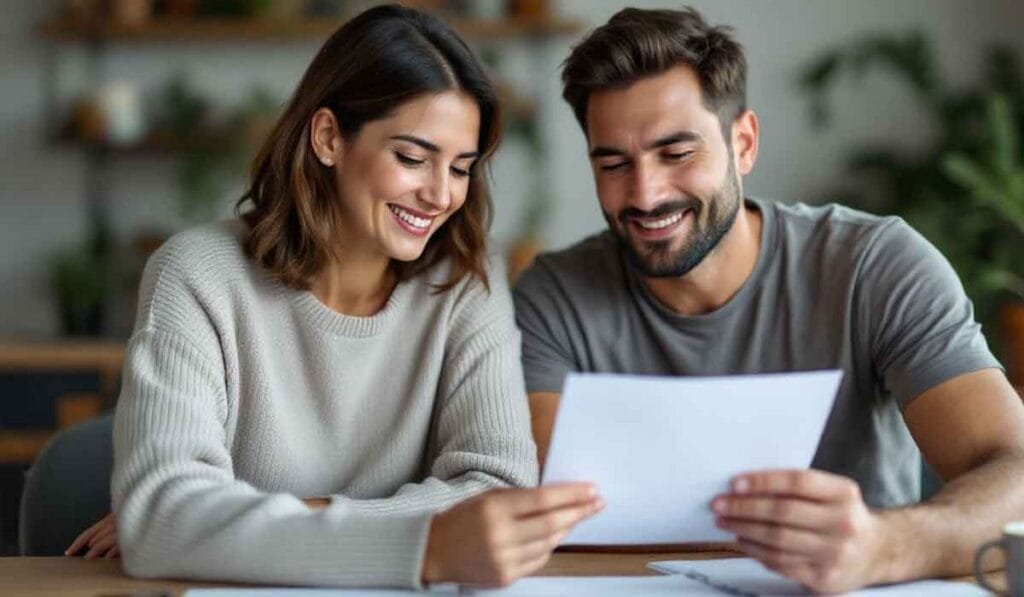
[765,199,911,260]
[514,231,624,299]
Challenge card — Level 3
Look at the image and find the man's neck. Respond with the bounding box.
[642,202,763,316]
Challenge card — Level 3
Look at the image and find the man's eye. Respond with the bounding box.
[394,152,425,166]
[600,162,628,172]
[664,151,693,161]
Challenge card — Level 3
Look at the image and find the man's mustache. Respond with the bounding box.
[617,197,701,225]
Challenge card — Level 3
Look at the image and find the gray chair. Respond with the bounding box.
[18,414,113,556]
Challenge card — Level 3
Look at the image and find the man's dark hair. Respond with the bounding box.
[561,7,747,134]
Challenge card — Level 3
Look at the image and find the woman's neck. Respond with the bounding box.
[311,254,397,317]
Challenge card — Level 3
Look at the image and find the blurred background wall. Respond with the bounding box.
[1,0,1022,338]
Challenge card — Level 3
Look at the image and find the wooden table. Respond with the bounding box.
[0,552,1000,596]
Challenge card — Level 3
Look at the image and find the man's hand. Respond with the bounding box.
[422,483,604,587]
[712,469,888,593]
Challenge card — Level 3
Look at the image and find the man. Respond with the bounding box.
[513,6,1024,592]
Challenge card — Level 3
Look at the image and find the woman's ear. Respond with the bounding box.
[310,107,343,168]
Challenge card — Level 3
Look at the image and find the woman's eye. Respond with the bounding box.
[450,166,470,178]
[394,152,425,166]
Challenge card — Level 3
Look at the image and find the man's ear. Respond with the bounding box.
[310,107,344,168]
[731,109,759,176]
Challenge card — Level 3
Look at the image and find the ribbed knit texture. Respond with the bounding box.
[111,221,538,588]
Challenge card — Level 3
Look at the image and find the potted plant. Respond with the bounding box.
[800,34,1024,385]
[50,243,108,336]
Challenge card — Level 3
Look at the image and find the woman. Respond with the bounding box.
[65,4,602,588]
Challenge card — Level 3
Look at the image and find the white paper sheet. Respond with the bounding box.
[184,586,458,596]
[475,575,716,595]
[541,370,843,545]
[649,557,988,596]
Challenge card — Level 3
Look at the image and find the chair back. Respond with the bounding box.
[18,414,113,556]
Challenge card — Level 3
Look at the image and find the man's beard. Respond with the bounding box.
[605,160,741,278]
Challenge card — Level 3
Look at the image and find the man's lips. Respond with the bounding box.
[627,208,696,240]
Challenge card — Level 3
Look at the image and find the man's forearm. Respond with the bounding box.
[875,451,1024,583]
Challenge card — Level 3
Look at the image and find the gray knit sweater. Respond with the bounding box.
[111,221,538,588]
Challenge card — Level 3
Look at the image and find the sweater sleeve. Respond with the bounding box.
[329,257,540,516]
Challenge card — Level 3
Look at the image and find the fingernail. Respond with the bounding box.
[711,498,726,514]
[733,478,749,493]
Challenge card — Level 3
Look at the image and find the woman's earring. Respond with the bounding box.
[319,156,334,167]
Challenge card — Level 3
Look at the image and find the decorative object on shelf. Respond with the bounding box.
[111,0,153,24]
[509,0,546,18]
[160,0,197,17]
[800,34,1024,381]
[63,0,153,24]
[95,81,146,146]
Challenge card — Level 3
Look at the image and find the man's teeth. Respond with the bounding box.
[390,205,432,229]
[636,211,685,230]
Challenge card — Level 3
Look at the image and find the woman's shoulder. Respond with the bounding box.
[414,247,515,335]
[145,221,250,285]
[137,220,261,319]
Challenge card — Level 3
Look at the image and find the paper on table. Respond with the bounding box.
[184,586,458,596]
[475,575,717,595]
[541,370,843,545]
[648,557,988,596]
[184,576,745,596]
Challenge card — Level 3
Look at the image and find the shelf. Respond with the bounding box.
[0,340,125,373]
[39,15,584,44]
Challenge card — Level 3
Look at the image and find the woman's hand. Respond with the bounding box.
[66,512,119,559]
[421,483,604,587]
[65,497,330,560]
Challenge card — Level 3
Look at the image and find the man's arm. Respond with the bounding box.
[529,392,561,472]
[713,368,1024,592]
[881,368,1024,578]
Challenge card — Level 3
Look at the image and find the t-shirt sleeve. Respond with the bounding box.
[512,258,580,394]
[856,218,1002,409]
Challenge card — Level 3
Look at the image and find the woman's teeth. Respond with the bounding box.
[390,205,432,229]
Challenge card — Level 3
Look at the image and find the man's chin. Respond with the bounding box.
[623,240,687,278]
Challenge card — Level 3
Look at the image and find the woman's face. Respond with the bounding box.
[318,90,481,263]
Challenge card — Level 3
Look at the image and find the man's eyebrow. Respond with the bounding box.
[589,130,702,159]
[390,134,479,159]
[647,130,702,149]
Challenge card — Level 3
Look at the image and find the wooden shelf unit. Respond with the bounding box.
[39,15,583,43]
[0,340,125,464]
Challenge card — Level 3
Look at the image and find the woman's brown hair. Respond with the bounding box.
[237,4,501,291]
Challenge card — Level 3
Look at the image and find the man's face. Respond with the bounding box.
[586,65,742,278]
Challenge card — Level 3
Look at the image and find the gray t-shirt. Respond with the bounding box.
[513,198,1000,508]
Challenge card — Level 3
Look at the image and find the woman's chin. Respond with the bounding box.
[386,242,429,263]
